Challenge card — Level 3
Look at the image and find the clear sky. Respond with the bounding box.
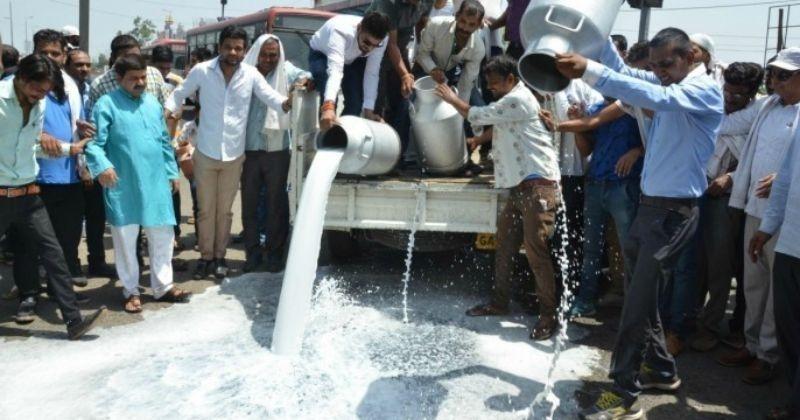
[1,0,797,65]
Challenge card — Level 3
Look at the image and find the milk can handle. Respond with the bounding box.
[360,134,372,159]
[544,5,585,33]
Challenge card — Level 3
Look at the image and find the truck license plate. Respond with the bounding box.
[475,233,496,251]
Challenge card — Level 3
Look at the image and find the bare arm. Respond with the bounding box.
[558,102,626,133]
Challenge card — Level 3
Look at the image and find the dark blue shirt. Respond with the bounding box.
[37,93,79,184]
[586,101,643,181]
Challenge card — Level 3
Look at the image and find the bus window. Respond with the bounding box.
[271,29,314,71]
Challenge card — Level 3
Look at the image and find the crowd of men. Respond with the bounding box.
[1,0,799,419]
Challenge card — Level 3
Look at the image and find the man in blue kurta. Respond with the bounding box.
[85,54,191,313]
[556,28,724,419]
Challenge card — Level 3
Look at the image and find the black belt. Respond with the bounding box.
[640,195,697,217]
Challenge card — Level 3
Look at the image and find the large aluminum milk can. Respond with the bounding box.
[316,116,401,176]
[410,76,469,175]
[519,0,625,92]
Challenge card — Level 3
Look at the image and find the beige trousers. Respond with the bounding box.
[193,151,244,260]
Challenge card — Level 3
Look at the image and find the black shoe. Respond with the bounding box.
[15,296,36,324]
[243,253,263,273]
[66,306,107,340]
[265,252,284,273]
[193,259,213,280]
[88,263,118,279]
[72,273,88,288]
[214,259,229,279]
[75,292,91,305]
[172,258,189,272]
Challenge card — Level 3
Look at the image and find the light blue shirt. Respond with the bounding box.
[0,79,47,187]
[245,61,310,152]
[582,40,724,198]
[760,130,800,259]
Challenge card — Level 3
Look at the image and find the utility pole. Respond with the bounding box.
[79,0,89,52]
[638,5,651,42]
[8,2,14,47]
[777,8,785,53]
[221,0,227,19]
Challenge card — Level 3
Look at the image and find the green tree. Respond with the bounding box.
[128,16,157,43]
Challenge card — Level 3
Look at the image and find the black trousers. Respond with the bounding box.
[240,150,291,256]
[554,176,585,289]
[611,199,699,402]
[0,193,81,324]
[40,183,85,275]
[773,252,800,412]
[83,181,108,268]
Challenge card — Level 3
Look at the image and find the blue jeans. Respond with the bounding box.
[308,50,366,117]
[577,178,641,302]
[659,228,699,338]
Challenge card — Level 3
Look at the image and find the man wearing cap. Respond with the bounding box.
[714,47,800,387]
[690,33,727,87]
[62,26,80,50]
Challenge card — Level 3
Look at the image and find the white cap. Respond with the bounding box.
[690,33,716,58]
[769,47,800,71]
[62,25,79,36]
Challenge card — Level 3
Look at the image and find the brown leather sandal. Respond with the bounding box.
[124,295,143,313]
[466,303,509,317]
[157,288,192,303]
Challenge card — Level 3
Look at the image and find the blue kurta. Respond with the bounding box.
[85,88,179,227]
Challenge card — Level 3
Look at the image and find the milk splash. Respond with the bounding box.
[529,198,577,419]
[400,190,425,323]
[271,149,344,355]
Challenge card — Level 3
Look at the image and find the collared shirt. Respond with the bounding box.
[87,66,169,118]
[505,0,531,45]
[467,82,560,188]
[366,0,434,46]
[415,16,485,102]
[582,40,724,199]
[746,103,799,218]
[38,93,79,184]
[245,61,311,152]
[0,79,68,187]
[429,0,453,17]
[309,14,387,111]
[164,57,288,162]
[586,101,643,181]
[543,80,603,177]
[760,129,800,259]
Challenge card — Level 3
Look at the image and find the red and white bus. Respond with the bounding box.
[185,7,336,70]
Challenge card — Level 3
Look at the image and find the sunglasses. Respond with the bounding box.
[773,68,800,82]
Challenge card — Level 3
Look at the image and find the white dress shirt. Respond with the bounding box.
[543,80,603,177]
[760,128,800,259]
[415,16,485,102]
[164,57,287,162]
[467,82,560,188]
[309,14,387,111]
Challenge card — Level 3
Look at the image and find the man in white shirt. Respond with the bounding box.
[165,26,291,281]
[750,108,800,420]
[436,56,561,341]
[541,80,603,291]
[308,12,390,131]
[414,0,485,103]
[692,62,763,354]
[716,48,800,387]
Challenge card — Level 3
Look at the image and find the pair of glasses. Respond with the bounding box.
[773,69,800,82]
[723,90,756,101]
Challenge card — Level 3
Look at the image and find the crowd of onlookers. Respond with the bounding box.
[1,0,799,419]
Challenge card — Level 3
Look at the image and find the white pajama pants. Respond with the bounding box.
[110,225,175,299]
[743,215,780,364]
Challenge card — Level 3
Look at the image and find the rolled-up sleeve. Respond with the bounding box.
[165,67,200,114]
[252,69,288,112]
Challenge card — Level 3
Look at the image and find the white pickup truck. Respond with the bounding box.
[287,90,506,258]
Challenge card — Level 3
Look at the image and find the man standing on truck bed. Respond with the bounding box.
[435,55,562,341]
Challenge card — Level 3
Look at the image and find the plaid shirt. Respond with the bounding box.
[86,66,169,118]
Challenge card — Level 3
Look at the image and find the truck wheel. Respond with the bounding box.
[325,230,360,262]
